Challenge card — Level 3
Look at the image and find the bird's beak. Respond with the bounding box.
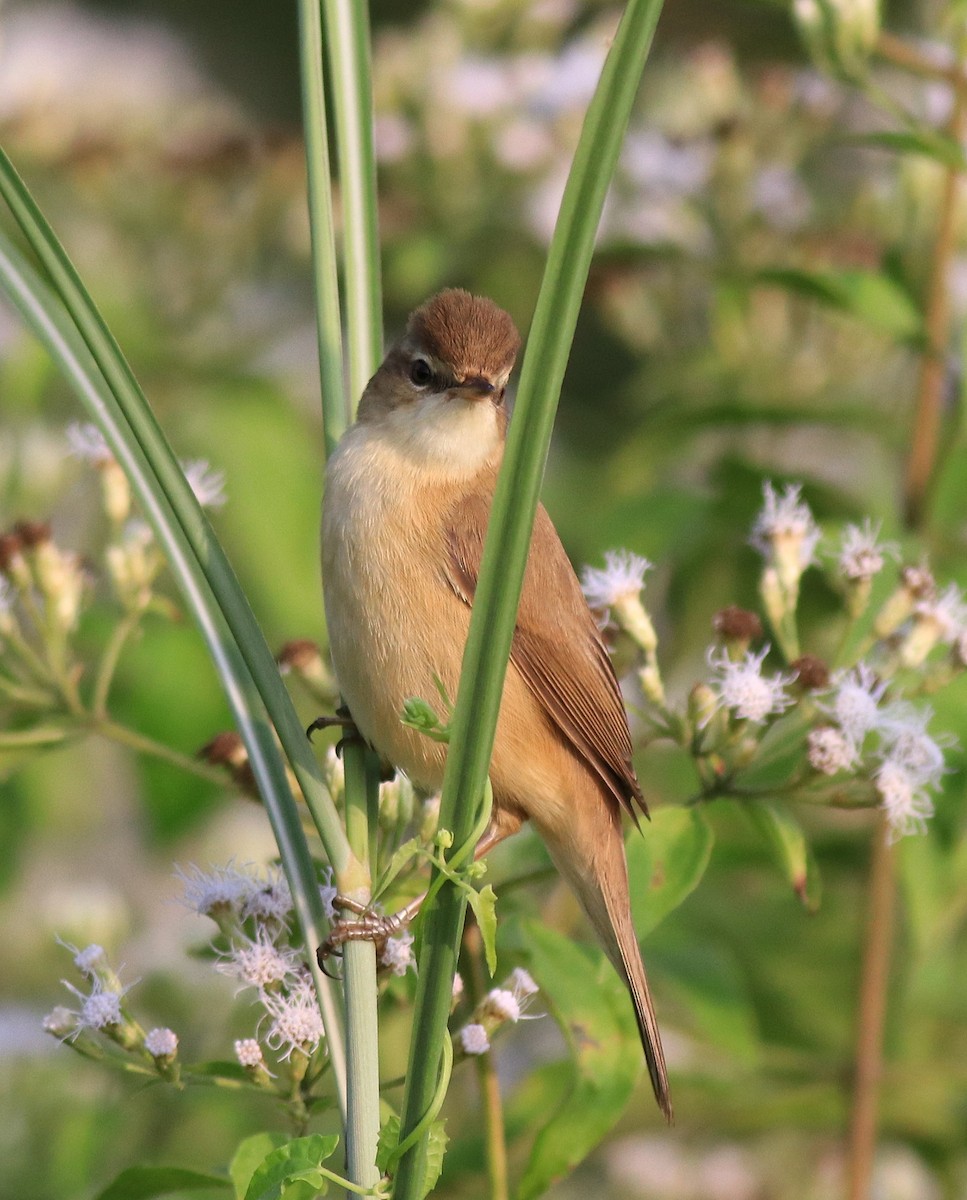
[452,375,496,401]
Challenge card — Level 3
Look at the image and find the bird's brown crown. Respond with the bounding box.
[406,289,521,381]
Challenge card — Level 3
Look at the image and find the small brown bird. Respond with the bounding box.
[321,288,671,1119]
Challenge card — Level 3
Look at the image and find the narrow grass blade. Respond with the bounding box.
[297,0,349,455]
[0,170,350,1111]
[392,2,666,1194]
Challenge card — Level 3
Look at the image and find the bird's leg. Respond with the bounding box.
[305,703,374,763]
[316,809,523,970]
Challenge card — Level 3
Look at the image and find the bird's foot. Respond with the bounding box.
[306,705,365,757]
[316,896,413,977]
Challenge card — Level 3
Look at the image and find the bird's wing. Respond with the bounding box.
[444,488,646,821]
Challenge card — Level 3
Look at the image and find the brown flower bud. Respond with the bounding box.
[791,654,830,691]
[713,606,763,642]
[0,531,24,573]
[900,565,936,602]
[199,731,257,796]
[276,639,323,673]
[13,519,52,548]
[199,730,247,768]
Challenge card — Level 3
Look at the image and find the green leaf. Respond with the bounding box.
[243,1135,341,1200]
[742,801,821,911]
[845,129,967,170]
[658,942,760,1061]
[516,922,642,1200]
[93,1167,231,1200]
[466,884,498,976]
[753,267,923,341]
[377,1116,447,1200]
[230,1134,290,1200]
[626,806,714,936]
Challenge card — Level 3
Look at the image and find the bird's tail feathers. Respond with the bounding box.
[541,818,673,1122]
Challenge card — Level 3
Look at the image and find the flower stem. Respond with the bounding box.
[463,921,509,1200]
[846,815,896,1200]
[903,63,967,526]
[95,718,227,784]
[91,608,143,718]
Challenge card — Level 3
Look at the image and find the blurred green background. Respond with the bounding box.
[1,0,967,1197]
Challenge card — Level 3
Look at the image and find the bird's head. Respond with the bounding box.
[358,289,521,475]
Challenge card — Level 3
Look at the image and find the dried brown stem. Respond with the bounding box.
[463,922,509,1200]
[903,79,967,525]
[876,32,967,92]
[846,816,897,1200]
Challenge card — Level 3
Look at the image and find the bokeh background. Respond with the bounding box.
[1,1,967,1197]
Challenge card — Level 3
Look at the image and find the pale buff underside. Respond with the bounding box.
[322,397,584,837]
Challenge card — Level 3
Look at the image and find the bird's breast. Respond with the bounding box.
[321,429,468,791]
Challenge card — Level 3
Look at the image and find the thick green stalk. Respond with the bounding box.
[322,0,382,402]
[300,1,382,1186]
[297,0,349,455]
[392,2,666,1195]
[0,223,349,1111]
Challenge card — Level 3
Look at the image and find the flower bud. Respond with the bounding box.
[100,460,131,526]
[873,565,935,641]
[276,639,337,702]
[33,540,85,633]
[713,606,763,658]
[791,654,830,691]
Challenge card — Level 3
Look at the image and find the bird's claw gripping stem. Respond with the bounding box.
[315,895,413,978]
[305,705,365,757]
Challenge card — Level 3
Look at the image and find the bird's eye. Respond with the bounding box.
[409,358,433,387]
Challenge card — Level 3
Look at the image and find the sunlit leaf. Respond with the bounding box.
[515,923,642,1200]
[753,267,923,341]
[627,805,714,936]
[93,1166,230,1200]
[243,1135,340,1200]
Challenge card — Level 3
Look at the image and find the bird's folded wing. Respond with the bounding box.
[444,490,646,821]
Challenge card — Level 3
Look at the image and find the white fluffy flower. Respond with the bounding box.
[459,1023,490,1055]
[452,973,465,1002]
[234,1038,265,1068]
[241,865,293,926]
[914,582,967,644]
[482,988,521,1023]
[66,421,112,464]
[62,974,128,1033]
[877,704,950,790]
[507,967,539,998]
[181,459,226,508]
[56,940,106,977]
[176,862,253,918]
[380,930,415,977]
[144,1027,178,1058]
[750,482,821,578]
[319,868,338,922]
[580,549,651,612]
[807,726,858,775]
[838,518,897,581]
[216,929,300,991]
[262,982,325,1061]
[876,760,934,841]
[824,664,887,744]
[707,646,794,723]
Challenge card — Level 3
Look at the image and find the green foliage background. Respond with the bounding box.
[2,0,967,1197]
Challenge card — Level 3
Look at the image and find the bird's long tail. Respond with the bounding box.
[538,811,673,1122]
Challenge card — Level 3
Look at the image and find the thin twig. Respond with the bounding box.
[846,815,896,1200]
[903,77,967,525]
[876,32,967,93]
